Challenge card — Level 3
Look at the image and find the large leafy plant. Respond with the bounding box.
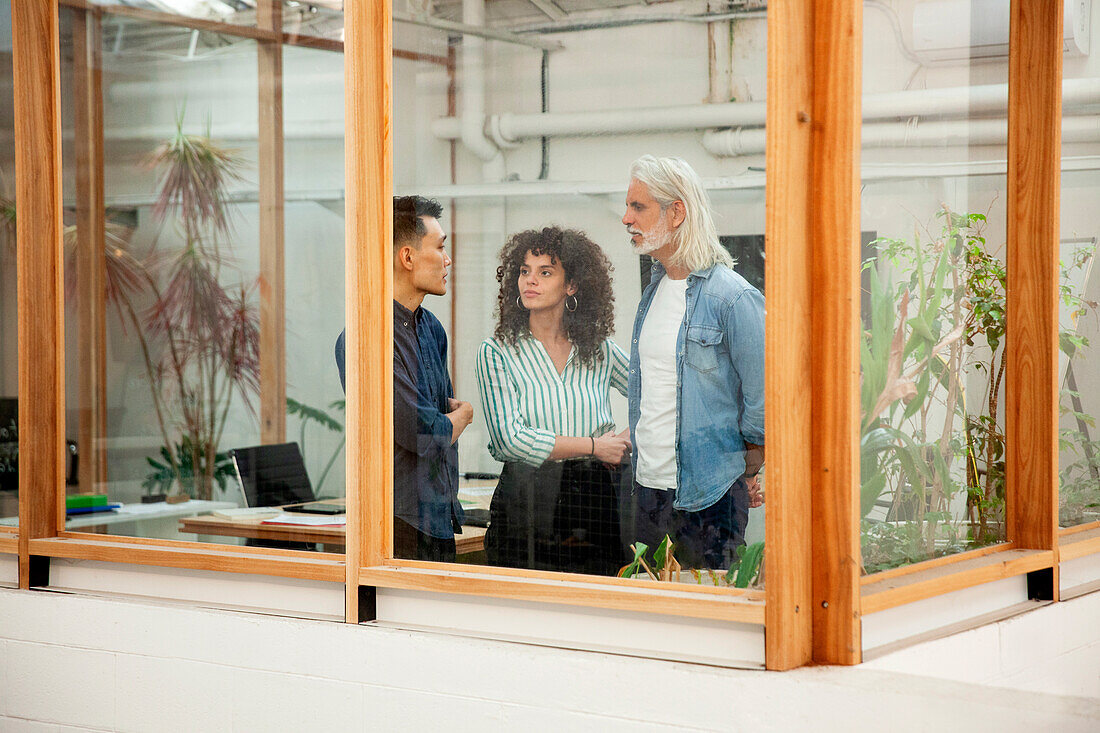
[861,208,1096,573]
[1057,245,1100,525]
[286,397,345,496]
[861,209,976,570]
[142,436,235,498]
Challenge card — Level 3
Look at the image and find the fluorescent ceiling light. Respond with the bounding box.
[137,0,237,20]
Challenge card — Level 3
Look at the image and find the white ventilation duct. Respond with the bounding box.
[432,78,1100,147]
[702,115,1100,158]
[433,100,769,141]
[460,0,505,181]
[433,78,1100,160]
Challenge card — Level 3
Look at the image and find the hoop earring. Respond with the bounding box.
[565,295,578,312]
[516,294,525,309]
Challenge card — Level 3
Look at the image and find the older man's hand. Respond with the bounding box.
[745,475,764,508]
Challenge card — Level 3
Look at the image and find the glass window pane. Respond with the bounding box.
[61,4,345,550]
[91,0,260,29]
[1058,3,1100,529]
[284,43,346,520]
[386,3,768,587]
[860,0,1011,574]
[0,4,15,529]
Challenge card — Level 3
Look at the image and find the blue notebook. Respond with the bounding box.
[65,503,122,516]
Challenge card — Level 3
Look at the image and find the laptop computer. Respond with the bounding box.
[229,442,316,508]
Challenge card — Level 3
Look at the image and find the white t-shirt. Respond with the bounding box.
[635,276,688,489]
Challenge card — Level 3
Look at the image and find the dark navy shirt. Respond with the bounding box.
[335,300,462,540]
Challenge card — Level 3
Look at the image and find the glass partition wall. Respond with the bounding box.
[389,1,769,589]
[1058,9,1100,532]
[57,1,346,550]
[6,0,1087,668]
[0,4,15,533]
[859,1,1012,574]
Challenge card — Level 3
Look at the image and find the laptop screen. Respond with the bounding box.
[230,442,316,507]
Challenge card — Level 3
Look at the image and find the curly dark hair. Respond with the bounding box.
[493,227,616,366]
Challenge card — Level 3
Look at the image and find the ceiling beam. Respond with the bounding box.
[525,0,566,21]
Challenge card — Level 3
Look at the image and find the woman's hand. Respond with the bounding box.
[592,430,631,466]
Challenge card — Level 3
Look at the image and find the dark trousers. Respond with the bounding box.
[393,517,456,563]
[485,459,626,576]
[630,479,750,570]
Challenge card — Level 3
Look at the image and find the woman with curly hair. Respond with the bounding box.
[476,226,631,576]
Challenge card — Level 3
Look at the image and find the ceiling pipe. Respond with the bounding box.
[702,115,1100,157]
[508,8,767,35]
[432,99,767,141]
[394,11,563,51]
[461,0,506,180]
[431,78,1100,144]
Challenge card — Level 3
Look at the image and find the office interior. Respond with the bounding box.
[1,3,1100,726]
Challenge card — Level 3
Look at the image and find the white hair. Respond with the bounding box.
[628,155,734,273]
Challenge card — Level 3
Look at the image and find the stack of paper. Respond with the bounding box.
[261,513,347,527]
[212,507,281,521]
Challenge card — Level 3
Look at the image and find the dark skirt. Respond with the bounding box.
[484,458,626,576]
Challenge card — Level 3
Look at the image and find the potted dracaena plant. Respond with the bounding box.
[131,114,261,501]
[65,114,261,502]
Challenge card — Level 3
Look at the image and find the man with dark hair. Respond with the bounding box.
[336,196,473,562]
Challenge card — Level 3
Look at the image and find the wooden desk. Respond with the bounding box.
[179,494,490,555]
[1,499,237,530]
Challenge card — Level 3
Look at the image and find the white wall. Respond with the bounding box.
[0,586,1098,731]
[865,587,1100,699]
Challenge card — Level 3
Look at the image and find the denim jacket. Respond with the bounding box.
[627,261,765,512]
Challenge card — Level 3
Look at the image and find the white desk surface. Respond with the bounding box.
[0,499,237,528]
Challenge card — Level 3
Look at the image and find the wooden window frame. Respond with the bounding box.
[8,0,1098,671]
[10,1,348,586]
[340,0,811,656]
[855,0,1076,640]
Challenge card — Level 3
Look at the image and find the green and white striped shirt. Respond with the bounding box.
[475,336,629,467]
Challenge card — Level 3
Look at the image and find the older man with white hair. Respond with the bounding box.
[622,155,765,570]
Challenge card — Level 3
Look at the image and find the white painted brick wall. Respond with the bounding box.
[865,589,1100,699]
[1,588,1098,732]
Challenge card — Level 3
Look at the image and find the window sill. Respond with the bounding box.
[861,548,1054,615]
[28,536,345,582]
[1059,524,1100,561]
[861,541,1015,586]
[1059,519,1100,537]
[359,562,765,623]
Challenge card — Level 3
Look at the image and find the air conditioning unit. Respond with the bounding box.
[911,0,1090,63]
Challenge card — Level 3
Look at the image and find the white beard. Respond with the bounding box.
[629,222,672,256]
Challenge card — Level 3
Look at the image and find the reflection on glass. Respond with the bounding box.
[1058,12,1100,527]
[858,0,1020,573]
[1057,222,1099,527]
[0,4,15,526]
[58,5,344,549]
[92,0,259,28]
[283,43,346,514]
[391,5,768,586]
[861,197,1006,573]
